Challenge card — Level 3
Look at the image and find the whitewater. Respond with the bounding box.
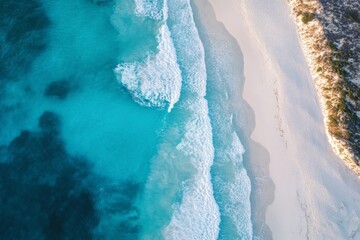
[115,0,253,239]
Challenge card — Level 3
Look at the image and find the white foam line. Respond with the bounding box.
[167,0,207,97]
[162,0,221,239]
[134,0,165,20]
[163,98,220,240]
[214,133,253,238]
[115,23,182,112]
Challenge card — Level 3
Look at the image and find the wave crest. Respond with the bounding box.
[134,0,165,20]
[115,24,182,112]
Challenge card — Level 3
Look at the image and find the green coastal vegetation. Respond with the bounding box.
[290,0,360,174]
[301,11,315,24]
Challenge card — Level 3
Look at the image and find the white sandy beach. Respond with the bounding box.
[194,0,360,239]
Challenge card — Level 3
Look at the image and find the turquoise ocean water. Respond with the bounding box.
[0,0,252,239]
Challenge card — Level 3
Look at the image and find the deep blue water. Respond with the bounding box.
[0,0,253,239]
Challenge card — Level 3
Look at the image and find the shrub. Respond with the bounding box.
[302,12,315,24]
[345,9,360,23]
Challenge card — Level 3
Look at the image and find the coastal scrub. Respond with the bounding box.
[288,0,360,175]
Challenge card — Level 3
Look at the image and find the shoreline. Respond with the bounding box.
[191,0,274,238]
[205,0,360,239]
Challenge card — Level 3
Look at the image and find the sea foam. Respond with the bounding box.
[115,24,181,112]
[202,37,253,238]
[115,0,181,112]
[134,0,165,20]
[213,133,253,239]
[166,0,207,97]
[138,96,220,240]
[116,0,221,238]
[163,97,220,240]
[162,0,221,239]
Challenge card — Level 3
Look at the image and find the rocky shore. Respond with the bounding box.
[288,0,360,175]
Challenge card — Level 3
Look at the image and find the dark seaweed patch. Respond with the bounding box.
[39,111,61,134]
[90,0,114,7]
[0,0,50,81]
[95,181,141,239]
[0,111,99,239]
[0,145,8,163]
[0,111,143,239]
[44,80,72,100]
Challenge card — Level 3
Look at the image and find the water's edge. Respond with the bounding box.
[191,0,275,239]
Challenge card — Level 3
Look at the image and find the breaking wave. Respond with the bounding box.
[114,0,181,112]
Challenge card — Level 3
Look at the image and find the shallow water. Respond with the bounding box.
[0,0,253,239]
